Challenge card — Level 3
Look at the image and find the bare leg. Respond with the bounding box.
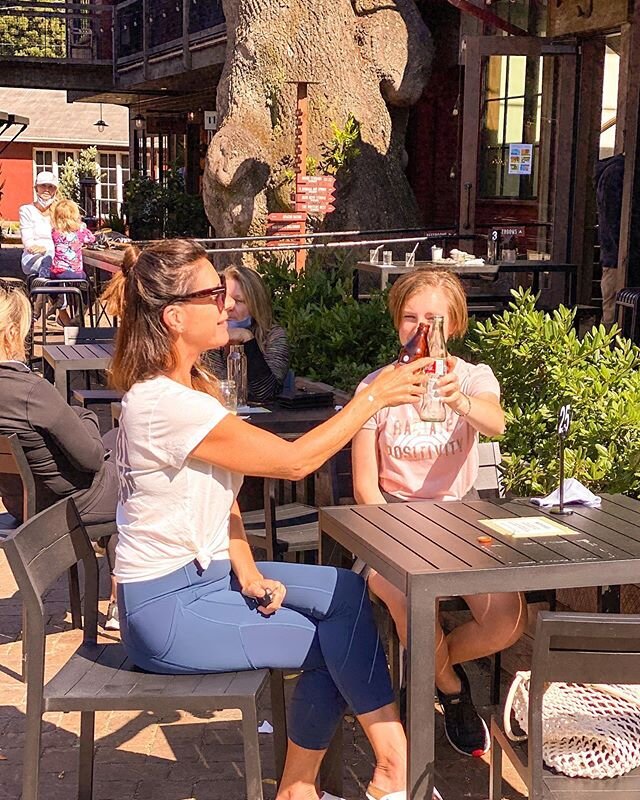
[446,592,527,665]
[276,702,406,800]
[367,571,526,694]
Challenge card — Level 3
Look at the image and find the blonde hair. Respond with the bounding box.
[52,199,82,233]
[223,265,274,351]
[0,280,31,362]
[387,268,468,338]
[101,240,221,398]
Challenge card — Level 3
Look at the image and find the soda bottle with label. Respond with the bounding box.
[419,315,447,422]
[397,322,430,364]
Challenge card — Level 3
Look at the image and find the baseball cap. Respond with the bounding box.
[35,171,58,187]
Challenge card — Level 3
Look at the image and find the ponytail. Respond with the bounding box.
[101,245,139,318]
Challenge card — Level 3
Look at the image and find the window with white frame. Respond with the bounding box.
[34,149,79,181]
[96,151,130,215]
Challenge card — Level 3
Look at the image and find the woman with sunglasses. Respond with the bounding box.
[101,240,441,800]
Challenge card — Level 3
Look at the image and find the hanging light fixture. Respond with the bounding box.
[94,103,108,133]
[134,95,145,130]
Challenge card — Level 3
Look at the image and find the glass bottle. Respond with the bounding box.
[397,322,430,365]
[420,315,447,422]
[227,345,247,407]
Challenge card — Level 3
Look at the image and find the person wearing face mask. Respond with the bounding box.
[204,264,290,403]
[19,171,58,277]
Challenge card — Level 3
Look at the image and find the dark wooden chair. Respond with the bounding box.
[490,610,640,800]
[243,446,354,562]
[3,497,279,800]
[0,433,117,631]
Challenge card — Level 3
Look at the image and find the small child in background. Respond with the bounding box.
[48,199,96,326]
[50,199,95,279]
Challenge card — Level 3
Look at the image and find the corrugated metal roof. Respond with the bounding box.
[0,88,129,146]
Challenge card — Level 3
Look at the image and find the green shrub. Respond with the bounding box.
[467,288,640,497]
[258,254,396,392]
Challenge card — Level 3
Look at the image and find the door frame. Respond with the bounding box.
[458,35,578,263]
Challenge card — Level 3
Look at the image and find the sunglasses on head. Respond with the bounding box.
[165,274,226,308]
[0,279,23,295]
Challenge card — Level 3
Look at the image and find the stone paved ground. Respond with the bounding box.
[0,543,530,800]
[0,243,528,799]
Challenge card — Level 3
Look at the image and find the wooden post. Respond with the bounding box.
[570,37,606,305]
[294,82,309,273]
[617,3,640,288]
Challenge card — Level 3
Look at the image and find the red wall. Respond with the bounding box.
[0,142,35,222]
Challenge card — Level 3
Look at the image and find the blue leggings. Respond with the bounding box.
[117,560,394,749]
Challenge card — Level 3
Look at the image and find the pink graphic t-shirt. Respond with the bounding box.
[357,358,500,501]
[51,226,96,276]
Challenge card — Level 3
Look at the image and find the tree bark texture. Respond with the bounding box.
[203,0,433,241]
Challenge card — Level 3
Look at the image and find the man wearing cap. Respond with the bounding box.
[19,171,58,276]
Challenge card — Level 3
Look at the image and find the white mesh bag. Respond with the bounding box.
[504,670,640,779]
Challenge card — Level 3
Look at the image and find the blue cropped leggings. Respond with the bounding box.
[117,560,394,749]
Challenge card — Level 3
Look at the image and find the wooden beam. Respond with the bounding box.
[447,0,529,37]
[550,52,578,263]
[570,37,606,305]
[618,2,640,287]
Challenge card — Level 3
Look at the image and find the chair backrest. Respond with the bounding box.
[64,326,116,345]
[473,441,503,497]
[2,498,99,688]
[0,433,36,521]
[526,610,640,797]
[314,445,354,507]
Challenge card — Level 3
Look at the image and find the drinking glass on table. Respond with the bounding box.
[219,379,237,413]
[382,250,393,265]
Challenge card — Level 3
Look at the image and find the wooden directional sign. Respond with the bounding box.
[267,212,307,222]
[297,175,336,188]
[297,202,336,214]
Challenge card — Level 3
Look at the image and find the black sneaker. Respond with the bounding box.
[437,663,489,757]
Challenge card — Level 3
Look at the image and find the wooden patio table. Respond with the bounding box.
[319,494,640,799]
[42,342,114,399]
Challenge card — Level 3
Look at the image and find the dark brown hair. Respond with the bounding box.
[387,268,468,338]
[101,239,219,394]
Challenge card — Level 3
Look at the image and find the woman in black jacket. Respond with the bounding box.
[204,265,290,403]
[0,279,119,629]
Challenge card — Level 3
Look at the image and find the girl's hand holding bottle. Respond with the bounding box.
[435,356,470,415]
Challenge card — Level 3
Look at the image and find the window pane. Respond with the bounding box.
[35,150,53,171]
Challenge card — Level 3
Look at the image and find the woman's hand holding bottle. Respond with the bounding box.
[367,357,429,411]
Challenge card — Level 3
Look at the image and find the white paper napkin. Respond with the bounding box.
[530,478,601,508]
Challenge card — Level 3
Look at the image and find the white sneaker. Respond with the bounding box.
[104,601,120,631]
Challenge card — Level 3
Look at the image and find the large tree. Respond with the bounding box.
[203,0,432,239]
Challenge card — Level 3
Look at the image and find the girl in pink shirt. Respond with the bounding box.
[352,269,526,759]
[50,199,95,279]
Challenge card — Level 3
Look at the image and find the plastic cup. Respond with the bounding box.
[405,252,416,268]
[369,248,380,264]
[382,250,393,265]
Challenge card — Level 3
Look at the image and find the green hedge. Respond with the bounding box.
[259,261,640,497]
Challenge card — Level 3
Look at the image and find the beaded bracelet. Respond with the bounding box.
[454,392,472,417]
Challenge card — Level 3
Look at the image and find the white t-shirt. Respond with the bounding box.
[19,203,54,274]
[114,375,243,583]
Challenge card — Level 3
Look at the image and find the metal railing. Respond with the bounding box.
[0,0,113,62]
[113,0,225,62]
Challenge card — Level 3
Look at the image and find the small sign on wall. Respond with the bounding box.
[204,110,218,131]
[508,143,533,175]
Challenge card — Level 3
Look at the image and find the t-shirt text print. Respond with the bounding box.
[358,359,500,501]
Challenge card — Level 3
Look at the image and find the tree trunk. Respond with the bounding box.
[203,0,433,243]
